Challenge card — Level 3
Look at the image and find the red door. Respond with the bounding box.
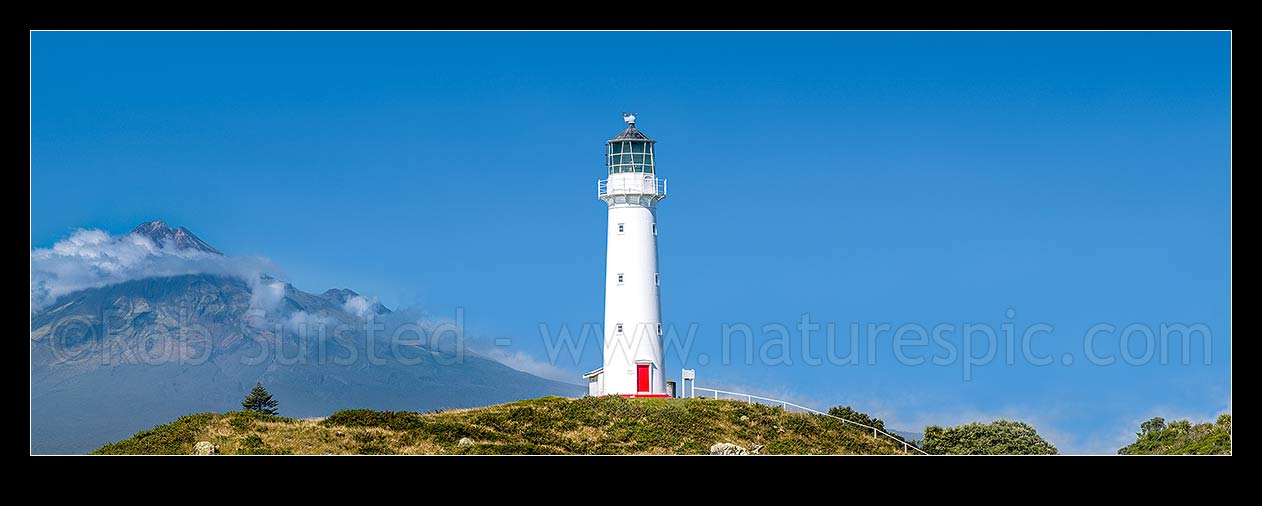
[636,364,650,393]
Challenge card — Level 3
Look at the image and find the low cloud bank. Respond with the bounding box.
[30,228,276,313]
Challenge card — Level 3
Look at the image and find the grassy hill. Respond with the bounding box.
[93,396,915,455]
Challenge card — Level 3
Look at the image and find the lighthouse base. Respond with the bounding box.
[614,393,673,399]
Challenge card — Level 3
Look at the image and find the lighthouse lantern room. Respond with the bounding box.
[584,113,670,398]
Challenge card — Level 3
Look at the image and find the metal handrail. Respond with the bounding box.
[691,386,929,455]
[598,176,666,198]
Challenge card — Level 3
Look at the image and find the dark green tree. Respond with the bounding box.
[1216,413,1231,432]
[826,405,887,433]
[241,382,279,415]
[1140,417,1166,436]
[1168,419,1192,435]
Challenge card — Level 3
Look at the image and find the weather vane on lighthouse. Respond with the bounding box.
[583,113,669,398]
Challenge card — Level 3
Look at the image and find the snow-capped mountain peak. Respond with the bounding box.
[131,220,223,255]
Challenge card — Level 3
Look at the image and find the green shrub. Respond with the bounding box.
[321,409,425,431]
[228,416,253,433]
[826,405,887,433]
[349,432,392,454]
[921,420,1058,455]
[240,434,264,449]
[1119,413,1231,455]
[92,413,216,455]
[225,410,294,435]
[358,442,391,454]
[234,433,291,455]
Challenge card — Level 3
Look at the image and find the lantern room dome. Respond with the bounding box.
[610,124,653,143]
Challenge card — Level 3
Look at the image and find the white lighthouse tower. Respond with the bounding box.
[583,113,670,398]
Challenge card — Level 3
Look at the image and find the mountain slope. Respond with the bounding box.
[30,222,583,454]
[319,288,391,315]
[94,396,914,455]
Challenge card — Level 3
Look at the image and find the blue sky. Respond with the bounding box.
[30,31,1231,453]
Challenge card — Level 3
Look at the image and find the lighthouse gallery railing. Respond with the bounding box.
[690,386,929,455]
[598,176,667,198]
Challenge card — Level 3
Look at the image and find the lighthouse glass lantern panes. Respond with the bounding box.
[607,140,655,174]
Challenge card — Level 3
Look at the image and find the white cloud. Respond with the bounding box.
[30,228,276,314]
[342,295,377,318]
[474,346,583,385]
[249,279,288,313]
[285,311,335,336]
